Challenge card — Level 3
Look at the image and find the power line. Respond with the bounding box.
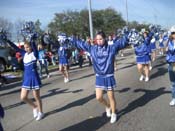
[142,0,160,24]
[127,0,157,24]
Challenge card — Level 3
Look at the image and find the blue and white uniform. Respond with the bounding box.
[134,34,152,64]
[159,38,164,48]
[8,40,41,90]
[166,40,175,64]
[58,45,68,65]
[150,38,156,52]
[108,40,114,45]
[166,40,175,98]
[72,36,128,90]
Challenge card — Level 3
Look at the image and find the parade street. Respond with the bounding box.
[1,49,175,131]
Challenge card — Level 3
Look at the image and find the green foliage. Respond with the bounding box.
[34,19,44,37]
[0,17,13,39]
[48,8,155,39]
[34,19,44,44]
[48,8,126,39]
[128,21,150,31]
[93,8,126,35]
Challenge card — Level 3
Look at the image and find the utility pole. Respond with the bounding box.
[125,0,129,26]
[88,0,94,39]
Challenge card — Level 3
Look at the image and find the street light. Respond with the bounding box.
[88,0,94,39]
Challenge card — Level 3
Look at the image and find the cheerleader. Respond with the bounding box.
[58,34,69,83]
[150,36,157,61]
[166,26,175,106]
[108,35,118,70]
[6,38,44,121]
[134,31,152,82]
[108,35,114,45]
[159,34,165,55]
[71,31,129,124]
[149,36,157,70]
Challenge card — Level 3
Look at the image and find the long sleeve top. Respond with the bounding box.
[134,33,153,56]
[7,40,38,72]
[71,36,128,76]
[58,45,68,59]
[166,40,175,63]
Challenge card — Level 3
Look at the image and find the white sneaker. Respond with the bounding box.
[152,58,155,62]
[36,112,44,121]
[39,75,43,79]
[139,75,144,81]
[33,108,38,118]
[64,78,66,83]
[47,74,50,78]
[169,99,175,106]
[110,113,117,124]
[64,78,69,83]
[106,107,111,117]
[149,66,152,71]
[145,77,149,82]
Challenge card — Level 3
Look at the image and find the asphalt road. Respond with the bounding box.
[1,49,175,131]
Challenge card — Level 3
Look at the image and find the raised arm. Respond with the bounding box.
[113,35,129,51]
[71,37,91,53]
[30,40,38,59]
[144,32,154,45]
[7,40,25,56]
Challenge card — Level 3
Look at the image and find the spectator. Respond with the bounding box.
[38,44,50,78]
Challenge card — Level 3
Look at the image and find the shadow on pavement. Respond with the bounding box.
[0,79,22,91]
[0,82,51,97]
[45,93,96,117]
[117,87,171,121]
[0,88,21,97]
[117,63,136,71]
[59,113,108,131]
[153,61,167,68]
[150,67,167,80]
[115,87,131,93]
[3,87,83,110]
[70,73,94,82]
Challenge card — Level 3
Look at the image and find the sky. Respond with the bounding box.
[0,0,175,30]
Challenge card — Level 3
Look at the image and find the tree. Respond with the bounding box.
[14,19,25,42]
[48,8,126,39]
[93,8,126,35]
[35,19,44,37]
[129,21,150,31]
[0,17,13,39]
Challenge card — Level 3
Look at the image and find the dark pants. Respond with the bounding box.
[168,64,175,98]
[0,73,8,86]
[39,60,49,76]
[87,55,92,66]
[0,104,4,131]
[78,56,83,68]
[0,123,3,131]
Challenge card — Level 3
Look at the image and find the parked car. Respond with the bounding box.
[0,45,14,72]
